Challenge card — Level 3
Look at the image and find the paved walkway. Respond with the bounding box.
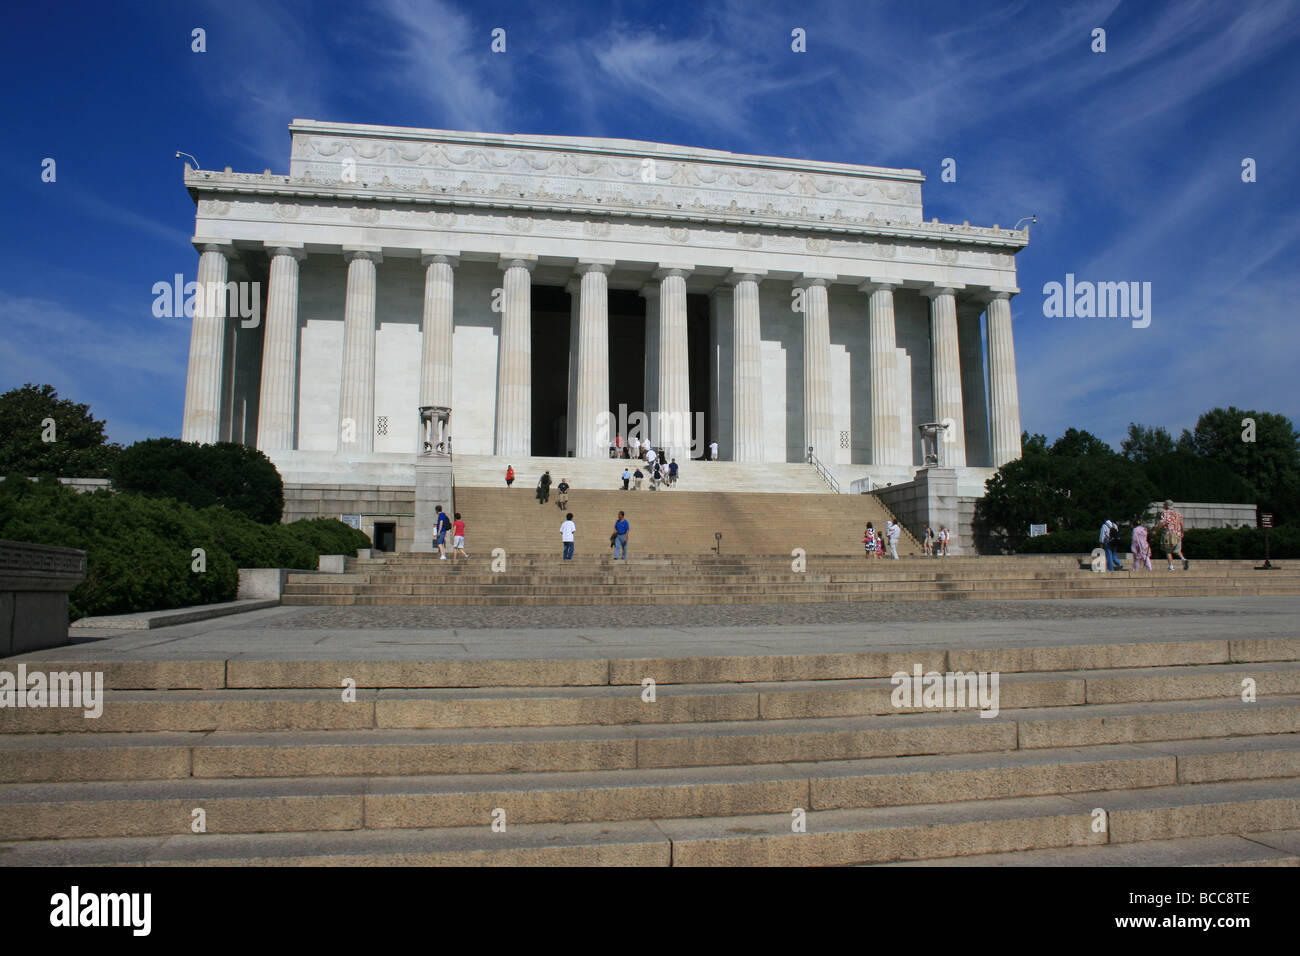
[8,596,1298,663]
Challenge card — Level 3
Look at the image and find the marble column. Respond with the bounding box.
[565,279,580,456]
[574,260,613,458]
[923,284,966,468]
[957,305,991,467]
[728,270,765,462]
[797,274,836,461]
[641,283,661,439]
[654,265,693,459]
[255,243,305,451]
[860,278,904,467]
[418,252,458,423]
[182,240,235,444]
[338,248,381,454]
[495,255,535,457]
[985,290,1023,467]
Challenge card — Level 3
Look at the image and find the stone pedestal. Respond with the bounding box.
[411,455,455,553]
[0,540,87,654]
[874,467,962,555]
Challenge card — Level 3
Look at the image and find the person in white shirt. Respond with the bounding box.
[645,446,657,467]
[886,520,901,559]
[560,513,576,561]
[709,440,719,461]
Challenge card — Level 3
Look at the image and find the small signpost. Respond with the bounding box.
[1029,524,1047,538]
[1257,512,1277,570]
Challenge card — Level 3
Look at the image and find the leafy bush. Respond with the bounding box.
[1016,525,1299,559]
[975,453,1158,552]
[0,478,369,620]
[111,438,285,524]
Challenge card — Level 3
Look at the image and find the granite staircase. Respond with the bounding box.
[2,637,1298,865]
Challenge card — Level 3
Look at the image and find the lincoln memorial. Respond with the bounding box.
[179,120,1026,545]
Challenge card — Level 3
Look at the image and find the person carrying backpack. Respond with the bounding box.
[433,505,452,560]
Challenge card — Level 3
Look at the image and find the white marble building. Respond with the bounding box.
[181,120,1026,493]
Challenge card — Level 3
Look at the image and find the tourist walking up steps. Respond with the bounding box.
[668,459,678,488]
[886,519,901,560]
[537,470,551,504]
[923,525,935,556]
[1154,500,1189,570]
[452,513,468,559]
[938,527,950,556]
[560,513,576,561]
[434,505,451,560]
[556,478,570,510]
[505,465,514,487]
[613,511,630,559]
[1100,518,1123,571]
[621,467,631,490]
[1131,523,1152,571]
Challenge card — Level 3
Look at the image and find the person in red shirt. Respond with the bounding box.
[505,465,514,487]
[452,513,468,559]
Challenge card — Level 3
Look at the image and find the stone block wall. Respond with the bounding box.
[284,483,416,552]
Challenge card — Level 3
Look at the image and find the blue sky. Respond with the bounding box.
[2,0,1297,450]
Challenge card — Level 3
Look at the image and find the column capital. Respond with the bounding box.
[639,282,662,298]
[653,263,694,280]
[421,249,460,267]
[499,254,537,272]
[976,286,1019,303]
[343,246,383,264]
[793,272,836,289]
[859,278,902,294]
[566,278,582,295]
[575,259,615,276]
[725,269,767,286]
[264,241,306,261]
[921,283,965,299]
[192,237,237,258]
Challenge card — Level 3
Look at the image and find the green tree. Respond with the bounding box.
[112,438,285,524]
[1121,423,1176,463]
[1188,407,1300,513]
[1021,431,1049,456]
[0,383,121,477]
[1049,428,1114,458]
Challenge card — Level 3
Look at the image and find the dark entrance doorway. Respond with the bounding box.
[531,286,571,456]
[609,289,646,443]
[372,522,396,552]
[686,293,711,460]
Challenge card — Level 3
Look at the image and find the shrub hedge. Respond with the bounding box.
[0,477,369,620]
[1015,525,1299,559]
[111,438,286,524]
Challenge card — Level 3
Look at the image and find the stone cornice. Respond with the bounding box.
[289,119,925,184]
[184,170,1028,252]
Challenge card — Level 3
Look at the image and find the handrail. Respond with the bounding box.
[806,447,841,494]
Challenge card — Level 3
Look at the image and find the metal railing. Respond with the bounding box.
[806,447,841,494]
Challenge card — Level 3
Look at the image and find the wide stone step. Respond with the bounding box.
[4,735,1297,841]
[15,637,1297,691]
[3,776,1295,866]
[281,585,1300,606]
[6,662,1298,733]
[4,696,1298,783]
[873,829,1300,866]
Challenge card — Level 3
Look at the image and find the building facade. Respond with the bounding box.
[181,120,1026,495]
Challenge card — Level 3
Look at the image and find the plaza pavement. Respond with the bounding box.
[11,595,1299,665]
